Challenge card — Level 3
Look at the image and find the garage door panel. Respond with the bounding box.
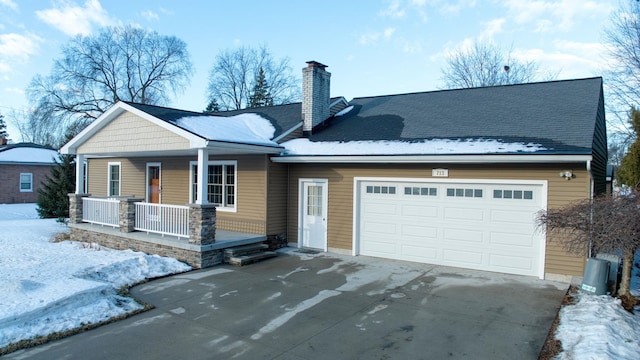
[444,207,484,221]
[489,254,534,271]
[444,228,484,243]
[490,232,534,247]
[443,248,483,265]
[402,204,438,218]
[359,180,543,277]
[363,202,398,215]
[402,224,438,239]
[490,209,536,224]
[363,221,397,235]
[401,244,438,259]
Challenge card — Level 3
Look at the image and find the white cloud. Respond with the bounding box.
[478,18,505,41]
[35,0,115,36]
[141,10,159,21]
[0,63,10,73]
[0,33,41,59]
[380,0,406,19]
[359,27,396,45]
[512,41,607,79]
[501,0,614,32]
[0,0,17,11]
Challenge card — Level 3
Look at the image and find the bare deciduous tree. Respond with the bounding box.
[26,25,193,143]
[440,41,553,89]
[207,45,299,110]
[537,195,640,308]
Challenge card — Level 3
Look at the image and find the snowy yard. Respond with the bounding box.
[0,203,190,351]
[0,203,639,358]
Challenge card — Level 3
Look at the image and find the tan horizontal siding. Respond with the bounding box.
[287,163,591,276]
[78,112,190,154]
[266,161,288,235]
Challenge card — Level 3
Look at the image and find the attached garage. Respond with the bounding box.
[354,178,547,278]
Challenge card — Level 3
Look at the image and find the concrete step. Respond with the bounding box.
[227,251,277,266]
[224,243,268,258]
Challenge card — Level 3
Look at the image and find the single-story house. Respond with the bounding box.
[61,61,606,281]
[0,142,59,204]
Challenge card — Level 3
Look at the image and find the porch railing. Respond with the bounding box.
[82,197,120,227]
[134,202,190,239]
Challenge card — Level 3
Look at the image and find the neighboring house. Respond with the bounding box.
[0,143,59,204]
[61,61,606,281]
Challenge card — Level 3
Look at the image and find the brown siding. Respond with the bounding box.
[0,164,53,203]
[287,162,590,277]
[78,112,190,154]
[266,161,288,235]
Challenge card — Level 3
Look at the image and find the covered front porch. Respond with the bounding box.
[68,194,269,268]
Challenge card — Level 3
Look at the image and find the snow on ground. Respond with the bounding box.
[552,250,640,360]
[0,204,191,349]
[1,204,639,358]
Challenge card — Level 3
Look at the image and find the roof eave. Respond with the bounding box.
[271,154,593,164]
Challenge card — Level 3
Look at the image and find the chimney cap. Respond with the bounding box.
[306,61,328,69]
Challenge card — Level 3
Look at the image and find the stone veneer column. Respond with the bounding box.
[68,193,90,224]
[120,197,144,233]
[189,204,216,245]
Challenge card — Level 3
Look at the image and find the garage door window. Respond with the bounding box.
[366,185,396,194]
[493,189,533,200]
[446,188,483,198]
[404,187,437,196]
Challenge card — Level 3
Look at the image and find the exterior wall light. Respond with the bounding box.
[560,170,574,180]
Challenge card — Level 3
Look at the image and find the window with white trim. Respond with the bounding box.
[108,162,121,196]
[404,186,437,196]
[19,173,33,192]
[191,161,237,210]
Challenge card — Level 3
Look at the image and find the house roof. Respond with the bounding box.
[0,143,59,165]
[301,77,603,156]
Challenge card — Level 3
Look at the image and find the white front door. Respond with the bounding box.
[300,179,328,250]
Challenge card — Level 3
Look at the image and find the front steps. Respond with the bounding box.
[224,243,277,266]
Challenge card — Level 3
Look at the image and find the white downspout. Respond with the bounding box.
[196,148,209,205]
[75,154,85,194]
[586,159,594,258]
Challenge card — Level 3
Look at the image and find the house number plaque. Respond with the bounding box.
[432,168,449,177]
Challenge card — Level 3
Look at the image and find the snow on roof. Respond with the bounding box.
[175,113,280,147]
[282,138,547,156]
[0,147,59,164]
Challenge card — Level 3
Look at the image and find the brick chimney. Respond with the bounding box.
[302,61,330,136]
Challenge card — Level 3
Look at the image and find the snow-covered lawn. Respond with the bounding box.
[0,203,190,350]
[0,204,639,358]
[553,251,640,359]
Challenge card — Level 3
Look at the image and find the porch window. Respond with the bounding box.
[191,161,237,210]
[19,173,32,192]
[108,162,121,196]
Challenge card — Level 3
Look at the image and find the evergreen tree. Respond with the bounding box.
[37,153,76,221]
[204,99,221,113]
[0,112,7,139]
[616,107,640,189]
[248,67,274,108]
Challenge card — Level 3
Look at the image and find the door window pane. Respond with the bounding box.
[307,185,322,216]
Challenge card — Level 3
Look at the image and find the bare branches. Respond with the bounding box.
[440,41,548,89]
[538,195,640,255]
[207,45,299,110]
[25,25,193,145]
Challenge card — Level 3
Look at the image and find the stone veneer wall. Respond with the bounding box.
[70,226,223,269]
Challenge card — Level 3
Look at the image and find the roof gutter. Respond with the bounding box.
[270,154,593,164]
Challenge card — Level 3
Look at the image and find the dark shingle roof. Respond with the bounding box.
[310,77,604,154]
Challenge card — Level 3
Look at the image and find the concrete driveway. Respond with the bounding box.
[5,249,567,360]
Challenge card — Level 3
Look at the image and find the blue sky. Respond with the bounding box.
[0,0,617,140]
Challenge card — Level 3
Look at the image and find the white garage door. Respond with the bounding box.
[357,179,545,277]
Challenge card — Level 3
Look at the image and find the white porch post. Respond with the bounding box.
[196,148,209,204]
[75,154,85,194]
